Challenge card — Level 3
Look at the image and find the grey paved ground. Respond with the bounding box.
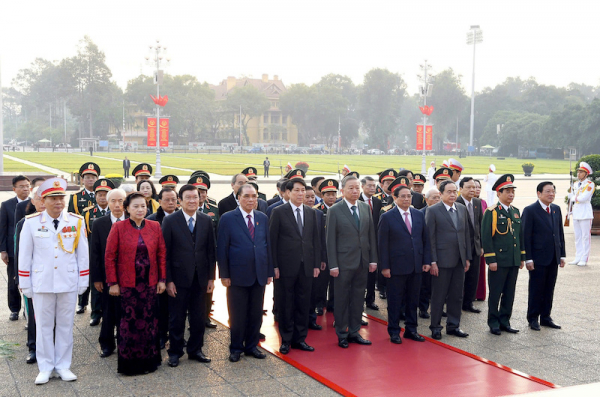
[0,176,598,395]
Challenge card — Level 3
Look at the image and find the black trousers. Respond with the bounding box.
[78,286,102,319]
[527,261,559,323]
[7,258,21,313]
[377,267,387,292]
[158,291,169,340]
[388,272,422,335]
[99,283,121,351]
[365,270,377,304]
[264,167,269,177]
[24,296,36,351]
[326,275,335,310]
[205,292,214,322]
[419,272,432,312]
[430,262,465,332]
[124,168,129,178]
[463,253,481,308]
[487,266,519,329]
[227,281,265,353]
[167,275,206,357]
[278,273,312,344]
[310,266,329,321]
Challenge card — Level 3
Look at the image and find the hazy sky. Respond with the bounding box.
[1,0,598,94]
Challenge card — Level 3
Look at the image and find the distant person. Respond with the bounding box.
[485,165,499,206]
[263,157,270,178]
[89,146,93,156]
[427,161,436,188]
[567,161,594,267]
[123,157,131,179]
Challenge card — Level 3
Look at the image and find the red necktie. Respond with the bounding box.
[247,214,255,240]
[368,198,372,212]
[546,207,550,215]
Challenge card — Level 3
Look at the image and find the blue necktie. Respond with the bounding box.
[351,205,360,228]
[188,217,194,233]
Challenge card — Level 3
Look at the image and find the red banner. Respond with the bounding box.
[159,118,169,147]
[425,125,433,151]
[147,118,157,147]
[416,125,424,150]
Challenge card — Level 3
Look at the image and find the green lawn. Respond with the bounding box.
[1,158,51,174]
[5,152,572,176]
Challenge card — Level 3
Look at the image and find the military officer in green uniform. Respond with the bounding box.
[481,174,525,336]
[374,169,398,207]
[68,162,100,215]
[379,176,410,216]
[189,175,220,328]
[78,178,114,318]
[191,170,217,206]
[132,163,153,184]
[242,167,267,201]
[432,167,454,189]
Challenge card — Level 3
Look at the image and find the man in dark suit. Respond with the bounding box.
[522,181,565,331]
[123,157,131,179]
[270,179,320,354]
[91,188,126,358]
[379,178,431,343]
[218,173,248,215]
[359,176,383,310]
[418,187,441,319]
[326,175,378,348]
[14,177,45,224]
[267,179,287,206]
[217,184,274,362]
[162,184,215,367]
[311,177,325,205]
[1,175,30,320]
[457,177,483,314]
[425,180,472,340]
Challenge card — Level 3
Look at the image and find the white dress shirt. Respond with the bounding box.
[344,198,360,220]
[398,207,412,228]
[183,210,197,229]
[110,213,124,224]
[289,202,303,226]
[239,207,254,225]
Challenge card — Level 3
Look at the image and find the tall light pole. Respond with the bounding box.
[145,40,170,178]
[467,25,483,149]
[418,61,434,174]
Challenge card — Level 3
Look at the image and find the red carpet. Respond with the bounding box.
[210,284,554,396]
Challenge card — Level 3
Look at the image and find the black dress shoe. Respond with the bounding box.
[89,318,101,326]
[379,291,387,299]
[26,351,37,364]
[529,319,541,331]
[279,343,290,354]
[338,338,349,348]
[541,320,561,329]
[404,331,425,342]
[365,302,379,310]
[292,342,315,351]
[463,305,481,314]
[419,310,430,319]
[189,350,211,363]
[500,325,519,333]
[245,348,266,359]
[348,335,372,345]
[308,322,322,330]
[100,348,113,358]
[447,328,469,338]
[361,319,368,326]
[9,312,18,321]
[76,305,86,314]
[431,330,442,340]
[229,352,241,362]
[168,355,180,367]
[316,308,324,316]
[259,333,266,340]
[490,328,501,335]
[205,320,217,329]
[390,335,402,344]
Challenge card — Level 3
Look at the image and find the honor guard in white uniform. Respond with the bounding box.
[448,158,463,189]
[18,178,89,385]
[568,161,595,266]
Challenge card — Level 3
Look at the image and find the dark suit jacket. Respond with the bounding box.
[218,192,238,215]
[123,159,130,169]
[0,197,19,257]
[217,209,274,287]
[162,210,216,289]
[269,203,320,277]
[266,199,285,217]
[91,215,115,284]
[326,200,378,271]
[425,201,472,268]
[267,196,282,206]
[411,191,426,210]
[146,207,179,225]
[359,194,382,233]
[257,198,268,214]
[456,196,483,255]
[14,199,31,225]
[315,209,327,265]
[378,207,431,275]
[522,202,565,266]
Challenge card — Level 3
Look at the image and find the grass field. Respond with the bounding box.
[1,158,51,174]
[4,152,572,176]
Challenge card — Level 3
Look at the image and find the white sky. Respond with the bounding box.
[1,0,598,94]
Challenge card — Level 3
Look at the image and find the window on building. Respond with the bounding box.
[263,129,269,140]
[282,133,288,141]
[263,114,269,124]
[271,113,280,125]
[282,115,287,124]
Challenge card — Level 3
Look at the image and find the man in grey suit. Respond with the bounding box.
[425,180,472,340]
[326,175,378,348]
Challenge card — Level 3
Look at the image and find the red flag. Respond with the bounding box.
[425,125,433,151]
[416,125,424,150]
[159,118,169,147]
[147,118,157,147]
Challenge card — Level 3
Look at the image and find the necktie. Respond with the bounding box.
[351,205,360,228]
[368,198,373,212]
[247,215,255,240]
[296,208,303,236]
[404,211,412,234]
[53,219,59,230]
[90,193,95,199]
[188,217,194,233]
[449,207,458,228]
[467,202,474,226]
[546,207,551,215]
[101,209,106,216]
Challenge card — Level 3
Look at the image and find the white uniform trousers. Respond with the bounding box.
[573,219,592,263]
[32,292,77,372]
[486,190,497,207]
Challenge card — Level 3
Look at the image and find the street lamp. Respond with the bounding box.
[145,40,170,178]
[418,61,434,174]
[467,25,483,150]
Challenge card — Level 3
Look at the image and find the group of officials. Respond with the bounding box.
[1,157,593,385]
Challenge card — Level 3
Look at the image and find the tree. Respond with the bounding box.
[225,85,269,145]
[427,68,469,145]
[280,83,316,145]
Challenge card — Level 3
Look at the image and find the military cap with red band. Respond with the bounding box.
[285,168,306,180]
[319,179,339,193]
[378,168,398,183]
[93,178,115,192]
[388,176,410,192]
[492,174,517,191]
[433,167,453,181]
[413,173,426,185]
[188,175,211,190]
[133,163,153,177]
[79,162,100,177]
[159,175,179,187]
[40,177,67,198]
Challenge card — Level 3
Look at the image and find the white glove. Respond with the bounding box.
[78,287,88,295]
[22,289,32,299]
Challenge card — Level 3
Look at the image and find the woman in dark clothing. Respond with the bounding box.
[105,192,166,375]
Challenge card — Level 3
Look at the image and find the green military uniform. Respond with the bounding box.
[200,202,219,235]
[69,162,101,215]
[481,174,525,331]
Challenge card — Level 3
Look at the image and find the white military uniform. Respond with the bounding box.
[568,178,595,265]
[18,209,89,373]
[449,158,463,189]
[485,165,499,206]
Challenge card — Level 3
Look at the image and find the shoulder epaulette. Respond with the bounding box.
[81,204,95,213]
[69,213,84,219]
[382,204,394,212]
[371,195,382,202]
[207,202,218,209]
[25,212,41,219]
[312,204,321,209]
[486,204,497,212]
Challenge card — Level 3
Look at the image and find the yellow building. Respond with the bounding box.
[210,74,299,146]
